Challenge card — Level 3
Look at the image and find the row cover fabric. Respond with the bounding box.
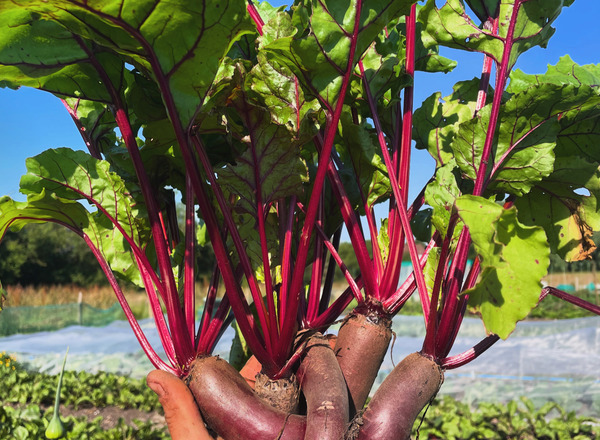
[1,315,598,415]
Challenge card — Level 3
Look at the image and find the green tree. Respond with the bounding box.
[0,223,106,286]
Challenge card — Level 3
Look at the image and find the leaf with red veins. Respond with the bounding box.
[421,0,571,70]
[413,79,481,167]
[452,81,599,197]
[19,148,150,286]
[0,8,124,101]
[215,91,309,275]
[248,52,322,141]
[262,0,416,108]
[2,0,255,129]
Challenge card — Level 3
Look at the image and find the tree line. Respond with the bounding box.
[0,222,215,286]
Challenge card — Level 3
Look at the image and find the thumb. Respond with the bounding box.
[147,370,214,440]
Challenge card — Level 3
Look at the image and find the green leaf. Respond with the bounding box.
[508,55,600,93]
[377,219,390,265]
[456,195,549,338]
[217,113,309,217]
[509,57,600,261]
[421,0,570,70]
[248,52,321,140]
[0,191,89,236]
[62,98,119,155]
[338,111,391,209]
[413,79,481,167]
[20,148,148,243]
[404,11,457,74]
[12,148,150,286]
[422,245,441,299]
[216,86,309,276]
[424,160,464,238]
[411,208,433,242]
[1,0,255,128]
[452,79,599,196]
[515,165,600,262]
[0,8,124,101]
[262,0,415,107]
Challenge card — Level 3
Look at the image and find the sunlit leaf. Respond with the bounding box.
[457,195,549,339]
[262,0,416,108]
[421,0,571,69]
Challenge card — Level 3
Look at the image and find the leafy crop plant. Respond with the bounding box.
[1,0,600,438]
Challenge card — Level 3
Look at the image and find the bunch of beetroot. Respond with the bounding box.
[2,0,600,439]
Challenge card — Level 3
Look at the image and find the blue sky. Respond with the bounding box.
[0,0,598,204]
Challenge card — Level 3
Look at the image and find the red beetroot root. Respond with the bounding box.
[351,351,443,440]
[296,332,349,440]
[334,302,392,415]
[186,356,306,440]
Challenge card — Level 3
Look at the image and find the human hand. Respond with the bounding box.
[147,370,214,440]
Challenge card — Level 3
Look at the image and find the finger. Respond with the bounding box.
[147,370,214,440]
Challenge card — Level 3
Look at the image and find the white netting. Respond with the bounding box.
[1,315,599,415]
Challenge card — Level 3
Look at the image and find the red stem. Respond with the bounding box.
[358,63,430,318]
[278,196,297,322]
[297,201,364,304]
[66,6,263,370]
[473,1,522,197]
[432,228,470,355]
[383,236,436,314]
[429,6,519,358]
[307,198,326,323]
[71,33,192,363]
[78,30,192,362]
[316,136,377,299]
[115,109,194,364]
[184,175,196,346]
[191,135,273,363]
[197,295,232,355]
[542,286,600,316]
[61,98,102,159]
[251,140,278,349]
[422,221,456,356]
[441,334,500,369]
[379,5,416,298]
[246,1,264,35]
[279,0,365,367]
[474,18,499,116]
[399,4,416,206]
[305,287,356,330]
[318,227,342,315]
[137,259,178,367]
[82,232,178,374]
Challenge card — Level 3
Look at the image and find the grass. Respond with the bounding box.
[2,270,598,322]
[2,279,224,320]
